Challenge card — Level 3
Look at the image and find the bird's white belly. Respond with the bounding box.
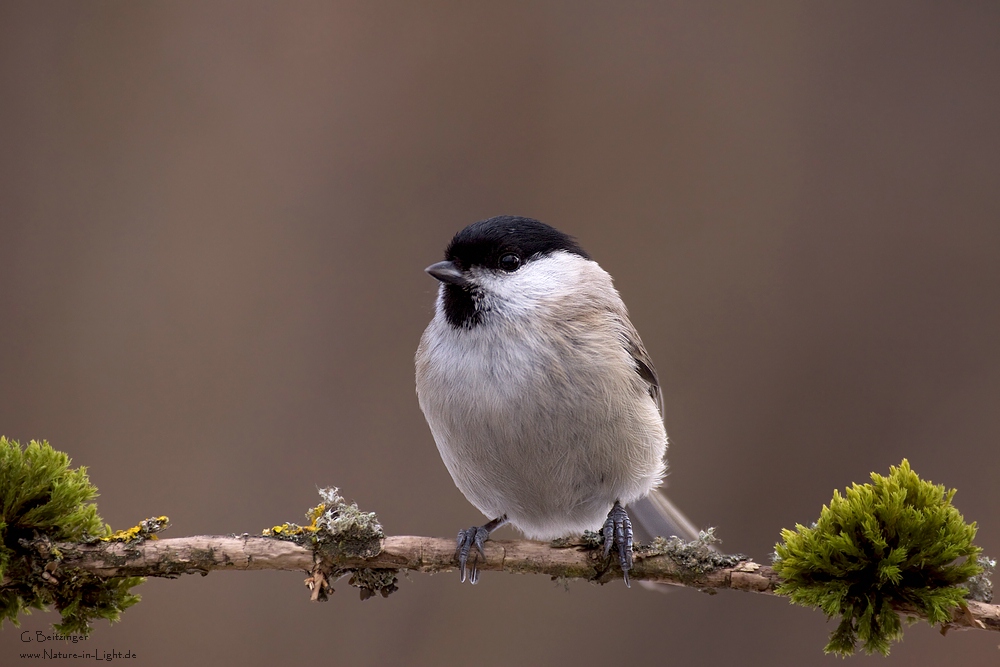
[417,321,666,540]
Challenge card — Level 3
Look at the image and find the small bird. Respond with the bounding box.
[416,216,699,585]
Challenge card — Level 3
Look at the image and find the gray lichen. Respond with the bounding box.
[310,488,384,561]
[965,555,995,603]
[263,487,396,599]
[349,568,399,600]
[639,528,748,574]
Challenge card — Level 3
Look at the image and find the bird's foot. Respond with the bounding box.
[455,515,507,584]
[602,501,634,587]
[456,525,489,584]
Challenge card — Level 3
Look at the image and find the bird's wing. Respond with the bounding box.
[617,315,664,418]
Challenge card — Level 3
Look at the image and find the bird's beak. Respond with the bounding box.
[425,260,469,287]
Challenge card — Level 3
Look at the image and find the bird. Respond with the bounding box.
[415,215,699,585]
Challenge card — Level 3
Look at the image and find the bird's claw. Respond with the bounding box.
[456,525,490,584]
[602,501,634,587]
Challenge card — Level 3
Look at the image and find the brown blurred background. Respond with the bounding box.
[2,2,999,665]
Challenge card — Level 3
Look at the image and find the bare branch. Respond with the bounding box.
[38,534,999,633]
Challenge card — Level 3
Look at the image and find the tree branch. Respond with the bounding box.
[37,534,999,633]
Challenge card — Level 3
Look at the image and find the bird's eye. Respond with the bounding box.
[498,253,521,272]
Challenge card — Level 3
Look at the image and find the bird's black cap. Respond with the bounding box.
[444,216,590,271]
[433,216,589,329]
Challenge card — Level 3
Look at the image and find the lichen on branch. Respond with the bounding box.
[263,487,397,600]
[1,439,996,654]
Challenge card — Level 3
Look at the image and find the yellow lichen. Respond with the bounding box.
[306,503,326,527]
[101,516,170,542]
[262,522,317,537]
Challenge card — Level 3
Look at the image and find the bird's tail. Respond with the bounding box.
[628,488,702,544]
[628,489,707,592]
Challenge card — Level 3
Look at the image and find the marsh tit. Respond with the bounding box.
[416,216,699,585]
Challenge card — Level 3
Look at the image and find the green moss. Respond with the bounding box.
[0,436,143,636]
[773,459,983,656]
